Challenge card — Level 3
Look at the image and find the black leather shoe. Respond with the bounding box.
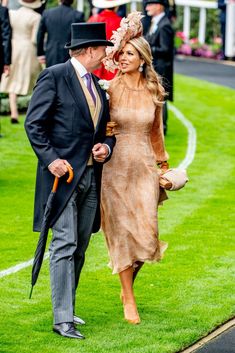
[53,322,85,339]
[74,315,85,325]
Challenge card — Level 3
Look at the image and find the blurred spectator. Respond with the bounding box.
[218,0,227,59]
[143,0,176,34]
[88,0,130,79]
[0,4,11,80]
[34,0,47,14]
[1,0,21,10]
[37,0,84,68]
[116,4,126,17]
[144,0,174,135]
[165,0,177,22]
[0,0,41,124]
[0,3,11,134]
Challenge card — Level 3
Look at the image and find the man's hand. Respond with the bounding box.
[48,159,73,178]
[37,56,46,65]
[92,143,109,163]
[3,65,10,77]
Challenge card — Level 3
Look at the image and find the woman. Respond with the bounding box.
[101,12,169,324]
[0,0,41,123]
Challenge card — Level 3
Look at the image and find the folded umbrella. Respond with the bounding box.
[29,167,73,298]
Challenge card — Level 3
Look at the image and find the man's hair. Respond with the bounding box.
[69,46,100,57]
[61,0,74,6]
[69,48,86,57]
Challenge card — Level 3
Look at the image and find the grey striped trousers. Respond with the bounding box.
[49,166,97,324]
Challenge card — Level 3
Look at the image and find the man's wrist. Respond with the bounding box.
[103,144,111,157]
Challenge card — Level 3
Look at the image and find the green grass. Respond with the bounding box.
[0,74,235,353]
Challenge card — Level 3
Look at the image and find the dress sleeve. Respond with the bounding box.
[31,14,41,45]
[150,104,169,163]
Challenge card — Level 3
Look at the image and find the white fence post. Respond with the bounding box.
[77,0,84,12]
[183,5,191,42]
[225,2,235,57]
[198,7,207,44]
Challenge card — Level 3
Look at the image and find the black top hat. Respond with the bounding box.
[145,0,167,6]
[65,22,114,49]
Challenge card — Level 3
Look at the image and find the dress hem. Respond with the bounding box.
[109,241,168,275]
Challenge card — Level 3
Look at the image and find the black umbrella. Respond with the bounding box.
[29,167,73,299]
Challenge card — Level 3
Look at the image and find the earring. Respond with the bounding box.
[138,64,143,72]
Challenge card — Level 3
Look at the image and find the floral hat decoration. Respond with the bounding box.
[103,11,144,73]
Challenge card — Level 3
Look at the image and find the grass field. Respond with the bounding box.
[0,74,234,353]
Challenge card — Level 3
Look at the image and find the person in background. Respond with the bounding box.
[0,3,11,135]
[165,0,177,22]
[0,0,41,124]
[88,0,130,80]
[144,0,174,135]
[25,22,115,339]
[37,0,84,68]
[0,4,11,85]
[142,0,176,40]
[218,0,227,60]
[101,12,169,325]
[1,0,20,10]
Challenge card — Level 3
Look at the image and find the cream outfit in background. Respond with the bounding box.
[1,7,41,95]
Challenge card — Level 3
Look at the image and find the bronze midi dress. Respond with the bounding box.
[101,76,169,274]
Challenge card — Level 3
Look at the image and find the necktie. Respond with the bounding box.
[84,73,96,105]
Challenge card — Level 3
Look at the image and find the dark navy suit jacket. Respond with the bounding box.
[37,4,84,67]
[145,14,174,101]
[25,60,115,232]
[0,5,11,76]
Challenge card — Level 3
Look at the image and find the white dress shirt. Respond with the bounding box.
[70,57,96,97]
[149,12,165,34]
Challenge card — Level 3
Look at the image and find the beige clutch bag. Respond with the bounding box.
[159,168,189,191]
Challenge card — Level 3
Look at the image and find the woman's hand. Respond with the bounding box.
[158,161,169,173]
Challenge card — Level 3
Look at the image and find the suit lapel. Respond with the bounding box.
[63,61,94,128]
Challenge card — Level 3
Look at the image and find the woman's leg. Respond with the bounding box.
[119,266,140,324]
[120,261,144,302]
[9,92,19,123]
[133,261,144,283]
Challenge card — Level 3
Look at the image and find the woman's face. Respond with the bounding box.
[118,43,143,74]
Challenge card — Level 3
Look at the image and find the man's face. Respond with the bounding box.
[146,3,164,17]
[90,46,106,70]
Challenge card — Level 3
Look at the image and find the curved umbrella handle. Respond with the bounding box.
[66,166,74,184]
[52,166,74,193]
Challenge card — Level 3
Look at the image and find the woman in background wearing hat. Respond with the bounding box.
[0,0,41,123]
[101,12,169,325]
[88,0,130,80]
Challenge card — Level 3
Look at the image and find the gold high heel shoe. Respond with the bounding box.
[123,303,141,325]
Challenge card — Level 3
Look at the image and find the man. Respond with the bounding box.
[0,4,11,83]
[25,22,115,339]
[88,0,130,79]
[144,0,174,134]
[37,0,84,67]
[0,4,11,135]
[218,0,227,60]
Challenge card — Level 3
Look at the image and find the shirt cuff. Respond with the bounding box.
[103,144,111,158]
[48,158,60,169]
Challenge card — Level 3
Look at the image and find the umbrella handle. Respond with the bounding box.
[52,166,74,193]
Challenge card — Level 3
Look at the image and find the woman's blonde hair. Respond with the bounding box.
[120,36,166,106]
